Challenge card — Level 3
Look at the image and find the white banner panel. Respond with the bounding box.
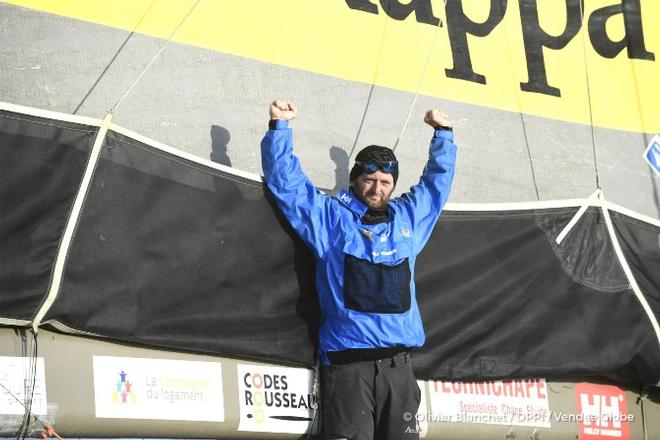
[93,356,224,422]
[237,364,318,434]
[0,357,47,415]
[428,379,551,428]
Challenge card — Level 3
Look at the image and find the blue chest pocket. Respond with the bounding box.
[343,254,411,314]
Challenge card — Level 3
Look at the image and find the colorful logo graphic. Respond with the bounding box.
[112,369,136,404]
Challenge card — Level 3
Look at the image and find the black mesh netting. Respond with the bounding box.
[2,110,659,383]
[0,111,96,321]
[414,208,659,383]
[43,130,320,365]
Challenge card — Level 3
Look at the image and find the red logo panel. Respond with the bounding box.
[575,383,630,440]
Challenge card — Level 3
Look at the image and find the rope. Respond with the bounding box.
[301,355,321,439]
[109,0,202,114]
[1,332,62,440]
[0,383,62,440]
[73,0,157,114]
[497,0,541,200]
[616,7,650,148]
[0,383,32,438]
[393,0,447,152]
[39,425,63,440]
[1,382,62,440]
[578,0,601,190]
[637,388,648,440]
[518,112,541,201]
[349,12,392,159]
[13,329,38,440]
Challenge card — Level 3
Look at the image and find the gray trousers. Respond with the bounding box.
[321,352,421,440]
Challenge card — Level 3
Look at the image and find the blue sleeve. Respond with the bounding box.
[393,129,457,253]
[261,120,340,259]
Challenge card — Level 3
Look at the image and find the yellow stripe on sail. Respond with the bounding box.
[3,0,658,132]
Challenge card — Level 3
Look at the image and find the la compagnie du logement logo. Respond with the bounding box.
[112,370,137,404]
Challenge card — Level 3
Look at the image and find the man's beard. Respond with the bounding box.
[362,194,390,209]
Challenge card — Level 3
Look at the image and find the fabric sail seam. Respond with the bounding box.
[30,113,113,332]
[555,189,602,245]
[107,130,264,189]
[601,201,660,366]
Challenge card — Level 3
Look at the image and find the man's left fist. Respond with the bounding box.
[424,109,451,129]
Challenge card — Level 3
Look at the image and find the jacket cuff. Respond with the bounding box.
[434,128,454,141]
[268,119,289,130]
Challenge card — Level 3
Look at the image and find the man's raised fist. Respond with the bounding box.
[270,99,298,121]
[424,108,451,129]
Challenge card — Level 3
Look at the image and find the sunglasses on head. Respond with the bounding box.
[355,160,398,174]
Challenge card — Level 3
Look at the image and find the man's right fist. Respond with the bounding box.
[270,100,298,121]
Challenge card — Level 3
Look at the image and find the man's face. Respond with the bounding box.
[352,170,395,209]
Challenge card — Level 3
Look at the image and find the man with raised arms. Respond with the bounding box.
[261,99,457,440]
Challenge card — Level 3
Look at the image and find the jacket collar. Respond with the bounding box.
[336,188,368,217]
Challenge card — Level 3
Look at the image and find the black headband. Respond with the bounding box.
[349,145,399,184]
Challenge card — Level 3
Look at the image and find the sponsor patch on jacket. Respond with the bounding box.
[372,249,397,257]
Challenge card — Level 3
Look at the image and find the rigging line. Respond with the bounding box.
[16,331,38,440]
[639,388,649,440]
[615,10,660,218]
[15,330,31,439]
[622,21,652,146]
[73,0,157,115]
[0,382,50,433]
[393,0,447,152]
[22,332,38,440]
[109,0,202,114]
[517,111,541,202]
[578,0,601,190]
[0,383,29,410]
[301,355,321,440]
[349,13,391,159]
[497,0,540,201]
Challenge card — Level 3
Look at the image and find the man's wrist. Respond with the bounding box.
[434,127,454,140]
[269,119,289,130]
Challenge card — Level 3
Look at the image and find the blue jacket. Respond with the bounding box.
[261,120,457,364]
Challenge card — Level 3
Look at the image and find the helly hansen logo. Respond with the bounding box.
[575,383,630,440]
[339,193,352,204]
